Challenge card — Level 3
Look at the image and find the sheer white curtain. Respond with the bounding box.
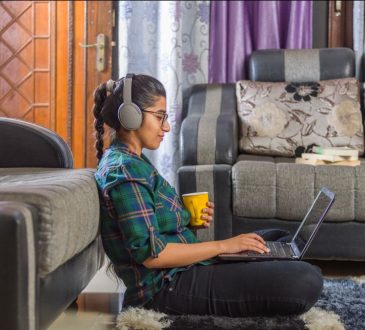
[118,1,210,185]
[354,1,365,81]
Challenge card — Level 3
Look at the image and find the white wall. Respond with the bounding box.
[82,258,126,294]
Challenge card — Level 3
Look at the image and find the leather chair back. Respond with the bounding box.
[249,47,355,82]
[0,117,73,168]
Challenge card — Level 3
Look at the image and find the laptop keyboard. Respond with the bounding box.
[246,241,292,258]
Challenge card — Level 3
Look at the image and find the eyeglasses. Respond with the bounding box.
[141,109,169,127]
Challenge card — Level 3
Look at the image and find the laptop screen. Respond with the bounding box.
[291,187,335,256]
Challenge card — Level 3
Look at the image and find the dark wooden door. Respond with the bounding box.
[83,1,116,168]
[328,0,353,48]
[0,1,115,168]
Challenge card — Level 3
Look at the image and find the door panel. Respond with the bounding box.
[0,1,52,126]
[84,0,114,168]
[56,0,114,168]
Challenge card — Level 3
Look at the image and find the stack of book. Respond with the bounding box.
[295,146,361,166]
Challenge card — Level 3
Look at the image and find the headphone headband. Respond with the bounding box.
[123,73,134,105]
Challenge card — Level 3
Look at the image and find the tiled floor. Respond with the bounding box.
[48,260,365,330]
[49,293,121,330]
[49,310,115,330]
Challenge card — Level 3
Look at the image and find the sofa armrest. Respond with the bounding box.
[0,201,38,330]
[178,164,232,241]
[180,84,238,166]
[0,168,100,277]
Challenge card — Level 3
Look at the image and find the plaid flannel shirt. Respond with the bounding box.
[95,140,212,306]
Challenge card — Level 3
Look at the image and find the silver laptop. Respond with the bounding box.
[218,187,335,261]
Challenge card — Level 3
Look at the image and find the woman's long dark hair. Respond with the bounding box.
[93,74,166,162]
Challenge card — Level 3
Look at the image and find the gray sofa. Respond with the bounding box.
[178,47,365,261]
[0,118,104,330]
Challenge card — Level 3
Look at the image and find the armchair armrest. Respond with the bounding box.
[180,84,238,166]
[178,164,232,241]
[0,201,38,330]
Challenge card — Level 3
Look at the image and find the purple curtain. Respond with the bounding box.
[209,1,313,83]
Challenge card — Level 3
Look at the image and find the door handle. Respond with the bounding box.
[79,33,106,72]
[335,0,341,16]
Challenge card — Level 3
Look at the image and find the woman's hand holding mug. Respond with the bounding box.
[182,192,214,229]
[201,201,214,228]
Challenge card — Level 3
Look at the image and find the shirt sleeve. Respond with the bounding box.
[108,179,168,264]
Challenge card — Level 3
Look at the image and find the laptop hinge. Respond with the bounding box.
[289,242,301,258]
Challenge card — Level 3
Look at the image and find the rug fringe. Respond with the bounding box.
[350,275,365,284]
[300,307,345,330]
[115,307,172,330]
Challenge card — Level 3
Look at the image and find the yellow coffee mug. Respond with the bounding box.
[182,192,209,227]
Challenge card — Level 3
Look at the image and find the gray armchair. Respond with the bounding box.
[178,48,365,260]
[0,118,104,329]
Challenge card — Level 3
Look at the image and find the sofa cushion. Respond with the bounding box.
[232,156,365,222]
[0,168,99,277]
[235,78,364,157]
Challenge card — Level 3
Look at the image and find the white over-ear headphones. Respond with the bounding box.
[117,73,143,130]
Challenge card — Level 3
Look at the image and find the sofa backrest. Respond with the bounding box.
[0,117,73,168]
[248,47,355,82]
[180,48,362,166]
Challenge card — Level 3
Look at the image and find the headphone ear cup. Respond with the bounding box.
[118,102,143,130]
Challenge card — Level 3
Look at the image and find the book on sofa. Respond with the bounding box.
[296,148,360,166]
[295,146,360,166]
[295,157,361,166]
[312,146,359,157]
[300,153,358,162]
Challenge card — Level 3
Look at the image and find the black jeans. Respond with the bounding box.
[144,229,322,316]
[144,260,323,317]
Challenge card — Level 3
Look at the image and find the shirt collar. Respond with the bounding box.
[110,139,154,166]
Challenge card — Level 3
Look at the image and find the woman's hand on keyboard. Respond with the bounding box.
[218,233,270,254]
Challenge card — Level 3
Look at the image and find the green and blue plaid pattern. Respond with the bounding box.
[95,140,211,306]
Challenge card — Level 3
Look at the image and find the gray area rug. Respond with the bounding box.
[116,277,365,330]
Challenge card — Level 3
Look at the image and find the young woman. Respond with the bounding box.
[93,74,323,317]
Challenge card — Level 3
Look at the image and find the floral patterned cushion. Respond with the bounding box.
[235,78,364,157]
